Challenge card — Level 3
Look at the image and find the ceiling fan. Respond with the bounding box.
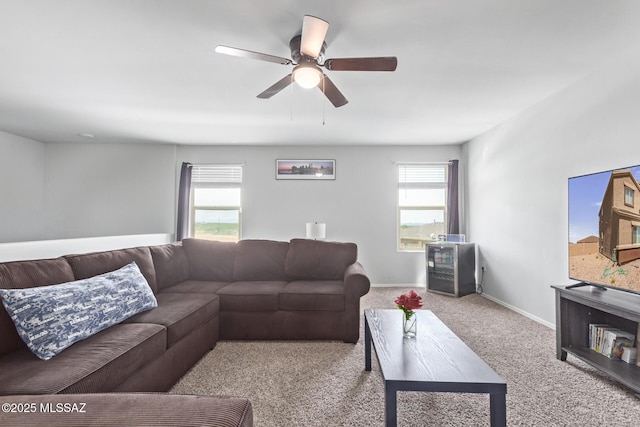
[215,15,398,108]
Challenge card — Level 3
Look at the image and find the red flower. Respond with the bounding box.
[395,290,423,311]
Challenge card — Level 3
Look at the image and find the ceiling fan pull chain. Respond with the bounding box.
[322,75,326,126]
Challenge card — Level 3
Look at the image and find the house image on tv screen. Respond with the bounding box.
[599,169,640,264]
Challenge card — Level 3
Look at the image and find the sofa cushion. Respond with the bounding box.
[65,246,158,293]
[150,243,190,291]
[162,280,230,294]
[279,280,345,311]
[124,292,219,348]
[284,239,357,280]
[0,262,157,360]
[182,238,236,282]
[232,240,289,281]
[0,323,166,395]
[0,257,76,357]
[216,281,288,311]
[0,258,75,289]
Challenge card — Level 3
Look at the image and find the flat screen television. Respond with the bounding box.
[568,164,640,294]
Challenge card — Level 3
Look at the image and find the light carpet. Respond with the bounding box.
[170,288,640,426]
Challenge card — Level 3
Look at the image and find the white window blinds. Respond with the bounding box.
[191,164,243,187]
[398,164,447,187]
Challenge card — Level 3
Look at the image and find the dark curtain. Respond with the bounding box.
[176,162,192,241]
[447,159,460,235]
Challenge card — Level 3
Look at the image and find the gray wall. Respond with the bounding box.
[0,137,460,285]
[0,131,45,242]
[42,142,177,240]
[177,144,461,285]
[464,54,640,326]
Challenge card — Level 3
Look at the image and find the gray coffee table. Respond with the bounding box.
[364,309,507,426]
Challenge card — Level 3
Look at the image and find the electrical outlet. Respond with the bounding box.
[481,262,487,271]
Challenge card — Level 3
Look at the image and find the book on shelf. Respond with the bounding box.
[589,324,616,353]
[589,324,612,351]
[622,347,637,364]
[588,324,635,359]
[602,329,635,359]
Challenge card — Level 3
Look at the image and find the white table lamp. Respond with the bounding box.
[306,222,326,240]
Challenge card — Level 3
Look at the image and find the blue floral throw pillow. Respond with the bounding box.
[0,262,158,360]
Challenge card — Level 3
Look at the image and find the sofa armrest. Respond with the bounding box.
[342,262,370,343]
[343,262,370,300]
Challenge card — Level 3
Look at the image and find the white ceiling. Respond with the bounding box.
[0,0,638,146]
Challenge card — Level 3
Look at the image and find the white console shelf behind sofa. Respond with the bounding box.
[0,234,173,262]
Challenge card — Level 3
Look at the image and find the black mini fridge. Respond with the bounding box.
[426,242,476,297]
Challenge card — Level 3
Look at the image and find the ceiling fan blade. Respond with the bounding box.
[215,45,292,65]
[257,74,293,99]
[300,15,329,58]
[318,74,348,108]
[324,57,398,71]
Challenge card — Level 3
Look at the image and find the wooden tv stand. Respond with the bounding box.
[552,284,640,393]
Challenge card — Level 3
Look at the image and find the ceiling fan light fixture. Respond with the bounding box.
[293,63,322,89]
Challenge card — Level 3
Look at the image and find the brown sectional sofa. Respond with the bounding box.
[0,238,370,398]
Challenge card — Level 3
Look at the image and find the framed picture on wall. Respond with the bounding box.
[275,159,336,180]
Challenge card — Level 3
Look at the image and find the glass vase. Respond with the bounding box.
[402,310,417,338]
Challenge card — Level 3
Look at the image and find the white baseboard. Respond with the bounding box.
[371,283,425,288]
[370,284,556,330]
[481,293,555,330]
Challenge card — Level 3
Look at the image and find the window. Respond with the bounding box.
[625,186,634,206]
[634,226,640,245]
[190,164,242,242]
[397,163,447,251]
